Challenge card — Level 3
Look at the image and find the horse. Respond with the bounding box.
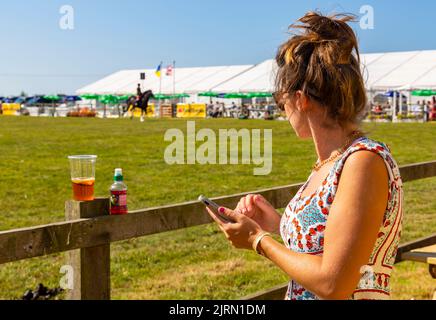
[124,90,155,121]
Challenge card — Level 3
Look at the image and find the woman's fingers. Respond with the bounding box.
[244,195,251,210]
[245,194,256,213]
[206,207,233,240]
[237,194,264,219]
[206,207,225,226]
[237,194,257,218]
[218,206,242,223]
[237,197,250,216]
[254,194,275,211]
[235,198,245,213]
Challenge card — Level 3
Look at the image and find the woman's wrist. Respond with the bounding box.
[252,231,272,255]
[268,213,282,234]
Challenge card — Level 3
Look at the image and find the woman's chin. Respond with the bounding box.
[294,130,312,139]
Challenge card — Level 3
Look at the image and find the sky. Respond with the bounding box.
[0,0,435,96]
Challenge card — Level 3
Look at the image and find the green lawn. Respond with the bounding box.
[0,117,435,299]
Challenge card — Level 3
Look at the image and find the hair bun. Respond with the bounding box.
[275,11,367,125]
[290,11,358,65]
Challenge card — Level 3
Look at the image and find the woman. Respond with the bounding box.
[207,12,403,300]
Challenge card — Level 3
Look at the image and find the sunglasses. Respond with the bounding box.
[273,89,321,111]
[272,91,285,111]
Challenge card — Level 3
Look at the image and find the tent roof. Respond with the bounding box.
[76,65,253,95]
[364,50,436,90]
[76,50,436,95]
[211,59,276,93]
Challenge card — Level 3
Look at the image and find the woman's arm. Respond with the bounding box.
[214,150,389,299]
[258,151,389,299]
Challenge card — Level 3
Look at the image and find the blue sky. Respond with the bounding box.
[1,0,435,95]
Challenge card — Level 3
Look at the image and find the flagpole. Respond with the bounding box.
[173,60,176,108]
[173,60,176,96]
[159,61,163,94]
[158,61,162,118]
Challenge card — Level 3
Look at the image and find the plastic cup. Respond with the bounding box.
[68,155,97,201]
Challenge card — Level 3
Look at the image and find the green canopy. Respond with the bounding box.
[246,92,273,98]
[198,91,219,97]
[99,94,120,105]
[172,93,190,98]
[43,94,61,101]
[43,95,61,117]
[152,93,168,100]
[80,94,100,100]
[224,93,250,99]
[152,93,190,100]
[221,92,273,99]
[117,95,131,101]
[411,90,436,96]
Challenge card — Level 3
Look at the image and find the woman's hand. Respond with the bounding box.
[235,194,281,234]
[206,206,264,250]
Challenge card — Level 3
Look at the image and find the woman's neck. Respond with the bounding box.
[309,123,358,162]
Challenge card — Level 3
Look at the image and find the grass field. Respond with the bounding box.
[0,117,435,300]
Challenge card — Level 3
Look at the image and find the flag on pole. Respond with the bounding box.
[155,62,162,78]
[166,64,173,76]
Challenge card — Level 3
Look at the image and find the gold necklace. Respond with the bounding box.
[312,130,364,172]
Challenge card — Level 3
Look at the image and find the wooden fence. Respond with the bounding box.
[0,160,435,300]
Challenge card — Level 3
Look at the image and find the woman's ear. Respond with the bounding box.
[294,90,304,112]
[295,90,310,112]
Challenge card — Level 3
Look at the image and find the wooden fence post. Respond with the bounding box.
[65,198,111,300]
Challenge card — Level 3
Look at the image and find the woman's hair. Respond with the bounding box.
[275,11,367,125]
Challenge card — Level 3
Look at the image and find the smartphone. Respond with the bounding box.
[198,195,235,223]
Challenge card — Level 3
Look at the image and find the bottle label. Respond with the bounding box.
[110,190,128,215]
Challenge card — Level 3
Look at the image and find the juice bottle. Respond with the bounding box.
[110,168,128,215]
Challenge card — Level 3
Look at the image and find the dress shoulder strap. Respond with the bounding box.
[331,137,402,193]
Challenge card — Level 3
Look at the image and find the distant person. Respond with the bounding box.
[426,100,432,121]
[421,100,427,110]
[423,100,429,122]
[431,97,436,121]
[239,103,249,119]
[226,101,237,117]
[136,84,142,108]
[263,110,274,120]
[207,102,214,117]
[219,103,225,117]
[207,11,403,301]
[211,102,220,118]
[374,104,382,115]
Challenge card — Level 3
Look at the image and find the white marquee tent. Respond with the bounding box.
[362,50,436,90]
[211,59,277,93]
[76,50,436,95]
[76,65,254,95]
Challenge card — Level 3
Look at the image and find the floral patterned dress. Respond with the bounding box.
[280,137,403,300]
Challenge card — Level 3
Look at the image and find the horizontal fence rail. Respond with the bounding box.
[0,160,435,299]
[0,160,435,265]
[396,234,436,263]
[0,185,303,265]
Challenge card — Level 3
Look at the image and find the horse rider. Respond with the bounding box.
[136,84,142,108]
